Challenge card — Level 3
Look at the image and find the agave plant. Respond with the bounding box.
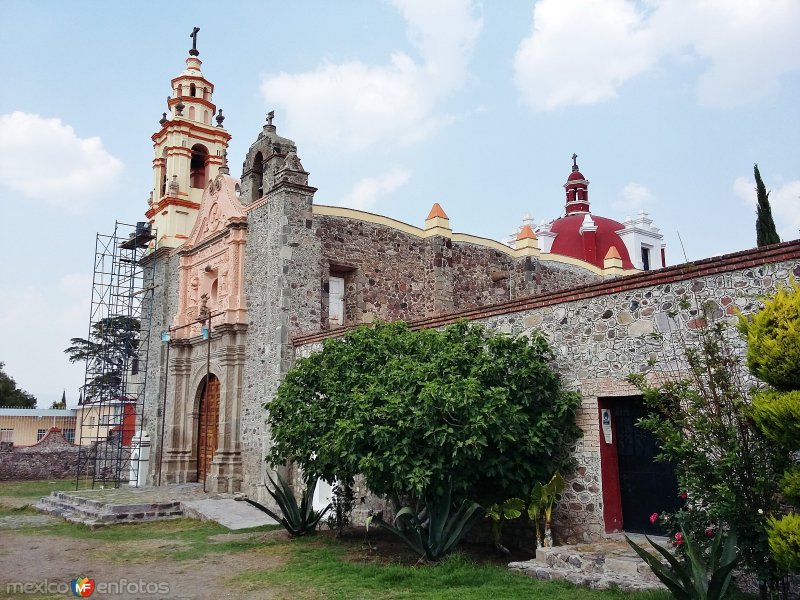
[485,497,525,556]
[369,482,484,562]
[240,470,330,536]
[626,527,740,600]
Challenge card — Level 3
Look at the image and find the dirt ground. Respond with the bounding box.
[0,519,287,600]
[0,514,535,600]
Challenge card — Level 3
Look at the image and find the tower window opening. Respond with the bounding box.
[190,144,209,189]
[252,152,264,202]
[188,106,196,120]
[159,148,168,198]
[177,85,183,97]
[204,110,210,124]
[641,246,651,271]
[190,83,196,97]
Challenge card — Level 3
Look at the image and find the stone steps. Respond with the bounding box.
[34,491,184,527]
[509,540,669,592]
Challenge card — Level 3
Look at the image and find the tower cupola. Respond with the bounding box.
[564,153,590,214]
[145,27,231,249]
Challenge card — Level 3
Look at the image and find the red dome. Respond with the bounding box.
[567,170,586,182]
[549,214,634,269]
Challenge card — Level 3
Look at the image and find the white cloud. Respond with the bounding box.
[514,0,800,110]
[0,112,123,213]
[336,167,411,210]
[514,0,656,110]
[734,175,800,241]
[260,0,483,151]
[614,182,655,211]
[0,273,91,408]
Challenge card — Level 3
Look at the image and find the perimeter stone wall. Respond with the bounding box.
[293,242,800,542]
[0,428,80,481]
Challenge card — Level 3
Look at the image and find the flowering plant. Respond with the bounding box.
[627,526,740,600]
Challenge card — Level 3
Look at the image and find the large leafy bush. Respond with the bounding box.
[266,321,581,507]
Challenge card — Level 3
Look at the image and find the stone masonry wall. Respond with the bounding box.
[241,179,321,505]
[316,214,598,328]
[142,249,180,485]
[0,428,80,481]
[293,241,800,542]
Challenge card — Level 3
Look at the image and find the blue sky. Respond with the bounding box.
[1,0,798,407]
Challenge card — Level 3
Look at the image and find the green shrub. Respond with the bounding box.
[751,389,800,450]
[768,514,800,572]
[739,281,800,391]
[267,321,581,507]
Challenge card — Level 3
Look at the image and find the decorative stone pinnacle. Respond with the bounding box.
[572,153,579,172]
[159,112,167,126]
[189,27,200,57]
[219,150,230,175]
[516,224,537,241]
[605,246,621,260]
[266,110,275,127]
[175,100,185,116]
[215,108,225,127]
[426,203,448,220]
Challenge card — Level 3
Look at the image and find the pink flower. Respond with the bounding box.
[680,491,688,500]
[674,532,684,546]
[705,527,714,538]
[649,512,659,525]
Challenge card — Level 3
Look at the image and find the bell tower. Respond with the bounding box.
[145,27,231,249]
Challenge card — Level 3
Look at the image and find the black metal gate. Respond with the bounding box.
[615,396,681,534]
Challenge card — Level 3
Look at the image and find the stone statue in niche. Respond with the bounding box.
[220,269,228,296]
[199,293,210,320]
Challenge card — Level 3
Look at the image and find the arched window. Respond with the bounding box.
[204,110,209,124]
[190,83,197,97]
[188,106,196,120]
[251,152,264,202]
[190,144,209,189]
[160,148,168,198]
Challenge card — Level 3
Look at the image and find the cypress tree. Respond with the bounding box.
[755,163,780,247]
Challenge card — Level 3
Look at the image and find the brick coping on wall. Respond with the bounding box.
[293,239,800,347]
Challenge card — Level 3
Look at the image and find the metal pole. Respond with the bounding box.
[157,336,170,486]
[202,316,211,493]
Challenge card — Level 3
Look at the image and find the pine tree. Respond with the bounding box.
[755,163,780,247]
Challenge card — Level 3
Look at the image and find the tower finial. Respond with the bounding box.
[266,110,275,127]
[189,27,200,56]
[571,153,578,172]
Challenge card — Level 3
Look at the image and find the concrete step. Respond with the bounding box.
[509,541,670,592]
[34,491,185,527]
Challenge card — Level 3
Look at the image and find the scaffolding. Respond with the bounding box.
[75,221,156,488]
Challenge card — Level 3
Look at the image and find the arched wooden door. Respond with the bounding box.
[197,374,220,482]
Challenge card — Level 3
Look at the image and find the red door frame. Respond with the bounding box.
[598,398,623,532]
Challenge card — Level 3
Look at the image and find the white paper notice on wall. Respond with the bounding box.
[601,408,613,444]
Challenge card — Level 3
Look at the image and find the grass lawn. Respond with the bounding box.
[0,480,751,599]
[0,478,81,499]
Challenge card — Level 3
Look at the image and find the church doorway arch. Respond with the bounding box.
[197,374,220,482]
